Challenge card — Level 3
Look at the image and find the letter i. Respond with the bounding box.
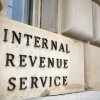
[3,28,8,42]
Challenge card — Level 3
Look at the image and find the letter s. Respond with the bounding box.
[7,77,16,91]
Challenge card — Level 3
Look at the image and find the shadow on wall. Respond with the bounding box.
[0,0,3,11]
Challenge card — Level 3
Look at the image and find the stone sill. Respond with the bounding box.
[35,91,100,100]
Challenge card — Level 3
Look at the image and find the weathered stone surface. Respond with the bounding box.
[85,44,100,90]
[61,0,93,41]
[91,2,100,46]
[0,16,84,100]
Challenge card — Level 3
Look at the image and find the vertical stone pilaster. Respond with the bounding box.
[0,0,8,17]
[91,1,100,46]
[85,43,100,90]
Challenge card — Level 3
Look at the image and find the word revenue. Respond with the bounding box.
[3,28,70,54]
[5,53,68,68]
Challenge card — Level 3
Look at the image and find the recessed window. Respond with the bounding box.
[7,0,33,25]
[7,0,58,32]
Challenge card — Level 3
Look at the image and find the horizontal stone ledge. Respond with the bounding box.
[36,91,100,100]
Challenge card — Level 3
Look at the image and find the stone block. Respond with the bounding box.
[0,16,84,100]
[85,44,100,90]
[91,2,100,46]
[61,0,93,41]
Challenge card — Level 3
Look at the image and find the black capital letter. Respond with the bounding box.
[7,77,16,91]
[3,28,8,42]
[54,76,61,86]
[31,77,38,88]
[42,38,48,49]
[39,57,45,68]
[19,55,27,67]
[64,60,68,69]
[34,36,40,47]
[19,77,27,90]
[24,34,32,46]
[63,76,67,86]
[5,53,15,67]
[66,44,70,53]
[12,31,22,44]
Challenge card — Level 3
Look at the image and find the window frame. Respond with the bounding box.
[7,0,41,27]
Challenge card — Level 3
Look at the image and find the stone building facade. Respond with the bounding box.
[0,0,100,100]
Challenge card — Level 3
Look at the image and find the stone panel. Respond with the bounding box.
[0,16,84,100]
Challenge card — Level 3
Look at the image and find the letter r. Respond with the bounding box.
[5,53,15,67]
